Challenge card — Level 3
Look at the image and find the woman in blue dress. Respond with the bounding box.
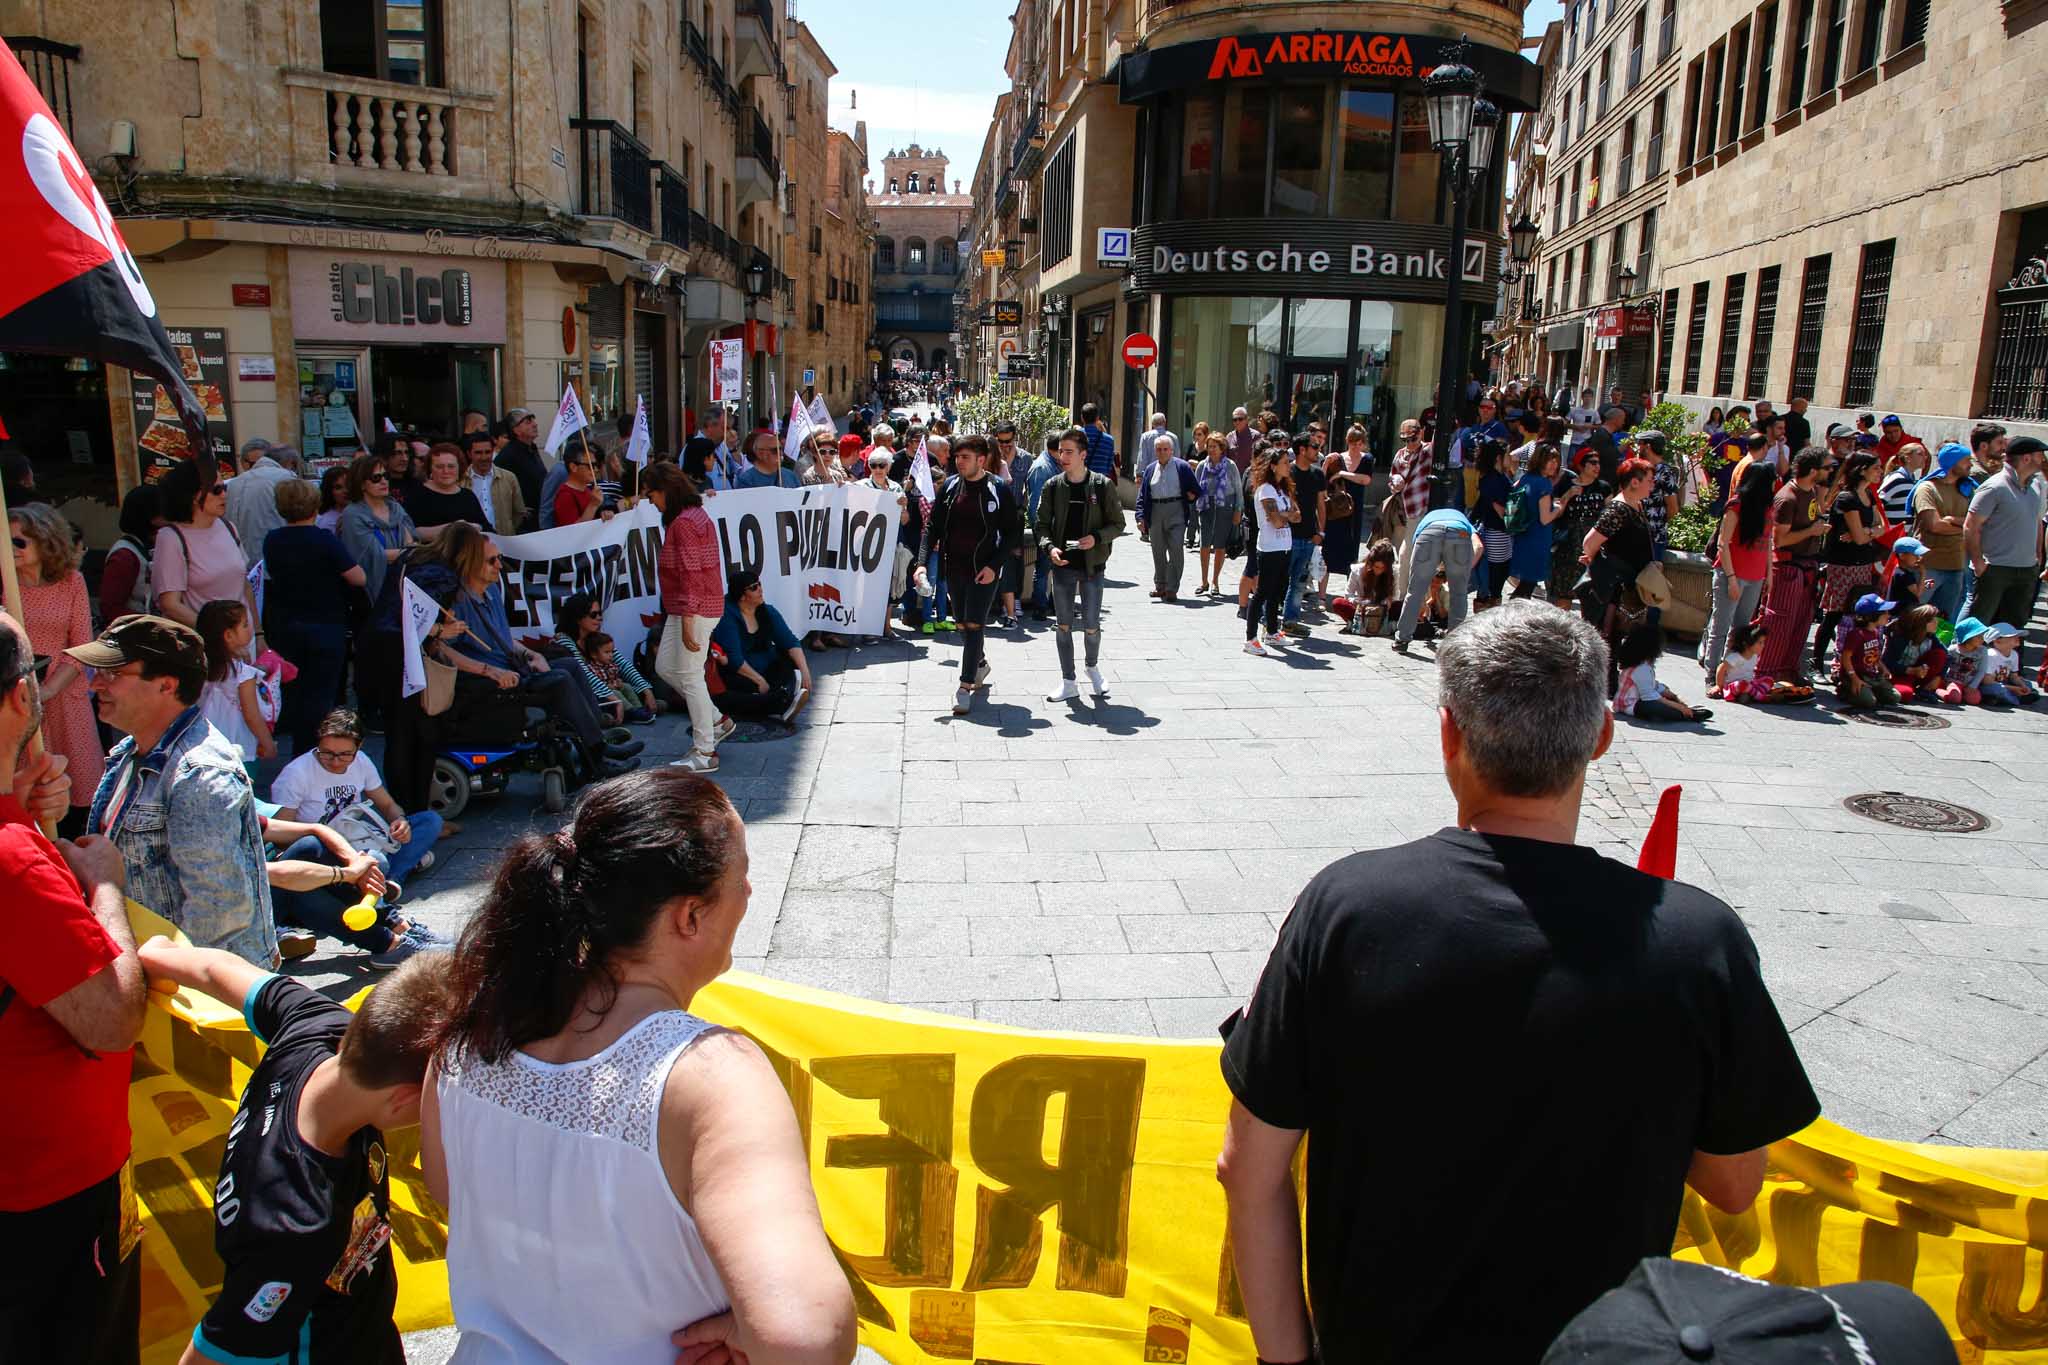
[1508,442,1587,599]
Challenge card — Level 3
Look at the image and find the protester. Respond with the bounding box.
[74,614,277,966]
[1550,449,1610,607]
[252,806,431,968]
[1696,461,1776,678]
[1583,405,1627,482]
[0,609,146,1365]
[225,438,298,549]
[1392,505,1477,654]
[1911,442,1974,622]
[271,708,444,887]
[1879,439,1928,524]
[1637,430,1680,558]
[1757,450,1831,684]
[262,476,364,755]
[10,504,104,836]
[422,771,855,1363]
[1964,435,2047,661]
[1471,438,1515,606]
[1135,432,1198,602]
[1078,401,1117,479]
[337,450,418,621]
[196,598,277,766]
[1388,420,1434,601]
[1813,452,1887,665]
[553,589,659,724]
[710,570,812,722]
[651,466,736,771]
[1039,426,1124,691]
[404,442,488,539]
[439,524,641,776]
[1280,434,1327,633]
[1217,603,1818,1364]
[137,936,455,1364]
[1577,458,1659,685]
[1321,426,1375,591]
[494,409,548,529]
[460,428,523,534]
[316,464,350,532]
[98,484,165,624]
[1875,413,1920,467]
[1506,441,1575,601]
[153,457,260,639]
[926,434,1022,714]
[731,426,799,491]
[1195,433,1245,597]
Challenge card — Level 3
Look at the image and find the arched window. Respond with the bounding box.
[907,171,921,192]
[903,236,927,273]
[876,237,896,271]
[935,239,956,274]
[888,178,899,193]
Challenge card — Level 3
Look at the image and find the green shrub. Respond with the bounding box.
[953,390,1073,454]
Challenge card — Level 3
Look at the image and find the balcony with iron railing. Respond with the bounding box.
[735,106,778,204]
[682,18,708,71]
[1009,101,1046,180]
[6,36,79,138]
[571,119,653,232]
[734,0,781,84]
[658,165,691,250]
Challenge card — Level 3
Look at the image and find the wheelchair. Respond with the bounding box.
[426,685,582,819]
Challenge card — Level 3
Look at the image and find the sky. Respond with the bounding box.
[798,0,1566,191]
[801,0,1015,191]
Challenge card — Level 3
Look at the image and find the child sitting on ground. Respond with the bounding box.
[1343,539,1398,636]
[1886,537,1926,613]
[1614,624,1714,722]
[1938,616,1992,704]
[1980,622,2036,704]
[1713,622,1770,702]
[578,630,664,726]
[1884,604,1947,701]
[1832,593,1895,710]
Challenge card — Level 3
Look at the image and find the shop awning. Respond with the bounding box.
[1116,31,1541,110]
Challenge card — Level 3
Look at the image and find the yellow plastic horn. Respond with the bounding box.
[341,893,380,933]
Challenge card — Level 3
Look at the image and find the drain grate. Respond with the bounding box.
[1843,792,1991,834]
[1842,708,1951,730]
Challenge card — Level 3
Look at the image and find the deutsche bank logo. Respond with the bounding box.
[1098,227,1133,265]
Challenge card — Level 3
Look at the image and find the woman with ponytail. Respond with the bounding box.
[420,770,854,1364]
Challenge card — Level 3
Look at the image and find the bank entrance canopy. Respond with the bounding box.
[1116,30,1542,111]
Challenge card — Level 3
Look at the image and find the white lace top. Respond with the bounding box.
[439,1011,731,1364]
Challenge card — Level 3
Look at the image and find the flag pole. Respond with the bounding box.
[0,477,58,837]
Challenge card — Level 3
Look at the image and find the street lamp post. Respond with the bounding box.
[1423,58,1498,509]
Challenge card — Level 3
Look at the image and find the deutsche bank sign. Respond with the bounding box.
[1129,220,1498,303]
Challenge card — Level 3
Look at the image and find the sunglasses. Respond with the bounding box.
[208,484,227,496]
[367,471,390,483]
[484,553,503,566]
[9,536,25,551]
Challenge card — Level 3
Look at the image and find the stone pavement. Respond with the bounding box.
[307,549,2048,1157]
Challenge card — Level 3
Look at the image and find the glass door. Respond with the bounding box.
[1283,362,1342,434]
[294,345,371,474]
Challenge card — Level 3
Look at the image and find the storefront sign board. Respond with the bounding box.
[287,250,506,344]
[709,338,744,402]
[1129,220,1498,301]
[129,326,233,482]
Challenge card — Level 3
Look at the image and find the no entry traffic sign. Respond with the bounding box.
[1121,331,1158,369]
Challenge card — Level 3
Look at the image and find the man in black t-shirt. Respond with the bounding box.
[1217,604,1818,1365]
[1281,433,1327,635]
[136,937,455,1365]
[1584,406,1627,483]
[924,434,1020,717]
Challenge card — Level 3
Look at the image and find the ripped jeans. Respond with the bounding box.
[1050,565,1104,679]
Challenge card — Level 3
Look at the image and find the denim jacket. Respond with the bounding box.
[88,705,276,965]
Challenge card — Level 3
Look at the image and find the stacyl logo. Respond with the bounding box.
[806,580,852,625]
[1205,33,1418,80]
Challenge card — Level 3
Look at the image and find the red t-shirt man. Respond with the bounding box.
[0,795,131,1213]
[553,479,599,527]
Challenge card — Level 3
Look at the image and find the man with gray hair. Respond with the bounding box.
[225,438,299,549]
[1217,602,1818,1365]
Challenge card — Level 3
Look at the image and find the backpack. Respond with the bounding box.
[1503,480,1535,536]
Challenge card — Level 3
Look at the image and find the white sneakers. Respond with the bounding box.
[952,686,974,716]
[780,687,810,724]
[670,750,719,772]
[1086,667,1107,697]
[1047,678,1081,702]
[1244,639,1268,656]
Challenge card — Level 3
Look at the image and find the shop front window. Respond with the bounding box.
[1333,87,1396,219]
[1354,301,1443,454]
[1180,95,1217,218]
[1392,95,1441,224]
[1219,87,1271,215]
[1287,298,1350,358]
[1271,87,1328,217]
[1166,297,1283,438]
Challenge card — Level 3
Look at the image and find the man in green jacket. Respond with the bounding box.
[1036,426,1126,701]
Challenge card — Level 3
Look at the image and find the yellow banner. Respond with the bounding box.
[126,904,2048,1364]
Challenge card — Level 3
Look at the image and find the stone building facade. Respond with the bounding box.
[820,126,876,415]
[783,23,873,421]
[0,0,871,498]
[1654,0,2048,443]
[868,146,972,379]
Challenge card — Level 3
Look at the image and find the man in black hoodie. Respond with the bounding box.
[493,408,547,531]
[925,433,1021,716]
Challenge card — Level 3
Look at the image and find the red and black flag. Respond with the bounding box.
[0,40,208,451]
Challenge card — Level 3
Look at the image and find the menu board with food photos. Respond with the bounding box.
[129,326,234,484]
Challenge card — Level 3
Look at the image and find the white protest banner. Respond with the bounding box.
[909,436,935,503]
[625,392,651,466]
[485,501,666,661]
[782,394,814,466]
[543,382,588,456]
[399,576,441,698]
[709,338,743,403]
[808,393,832,429]
[705,484,896,637]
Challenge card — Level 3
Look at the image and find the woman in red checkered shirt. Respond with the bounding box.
[650,465,735,772]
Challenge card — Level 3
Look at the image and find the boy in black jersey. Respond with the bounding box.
[137,937,456,1365]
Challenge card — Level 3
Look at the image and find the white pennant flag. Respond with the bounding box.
[910,436,935,503]
[783,394,815,465]
[768,364,782,436]
[543,382,588,456]
[399,576,441,699]
[625,393,651,466]
[382,416,398,434]
[808,393,832,429]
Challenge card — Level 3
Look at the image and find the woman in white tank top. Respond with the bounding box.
[419,770,854,1365]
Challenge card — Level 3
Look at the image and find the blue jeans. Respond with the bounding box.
[375,809,443,885]
[1924,567,1966,623]
[1028,549,1051,611]
[268,834,396,953]
[927,552,952,620]
[1281,539,1317,622]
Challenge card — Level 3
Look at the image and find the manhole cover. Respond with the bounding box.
[1843,792,1991,833]
[1841,708,1951,730]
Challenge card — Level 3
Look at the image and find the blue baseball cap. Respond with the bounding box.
[1985,621,2025,639]
[1854,593,1897,616]
[1881,414,1903,427]
[1934,442,1972,476]
[1892,536,1926,555]
[1953,616,1989,644]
